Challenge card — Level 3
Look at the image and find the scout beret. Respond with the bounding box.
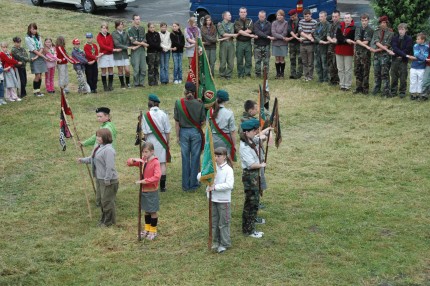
[378,16,389,23]
[288,9,297,16]
[216,90,229,101]
[96,107,110,114]
[241,118,260,131]
[185,82,196,92]
[86,32,93,38]
[72,38,80,45]
[148,93,160,103]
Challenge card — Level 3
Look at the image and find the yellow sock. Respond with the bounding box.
[150,226,157,233]
[145,224,151,231]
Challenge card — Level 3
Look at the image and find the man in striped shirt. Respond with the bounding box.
[299,9,318,81]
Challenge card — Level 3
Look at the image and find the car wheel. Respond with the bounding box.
[115,3,128,11]
[197,11,208,27]
[31,0,44,6]
[82,0,96,13]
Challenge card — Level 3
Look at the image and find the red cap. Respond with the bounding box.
[288,9,297,16]
[72,38,80,45]
[378,16,389,23]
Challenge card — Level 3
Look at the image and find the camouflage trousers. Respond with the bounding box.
[242,169,260,235]
[390,57,408,96]
[354,51,371,92]
[236,41,253,77]
[422,66,430,94]
[327,44,339,84]
[147,52,160,85]
[314,44,328,82]
[373,53,391,95]
[289,42,302,78]
[76,69,89,93]
[254,44,270,77]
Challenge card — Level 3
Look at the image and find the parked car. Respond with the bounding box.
[30,0,134,13]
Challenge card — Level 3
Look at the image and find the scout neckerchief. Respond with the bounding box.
[209,107,237,162]
[176,98,205,151]
[32,35,40,50]
[143,110,171,162]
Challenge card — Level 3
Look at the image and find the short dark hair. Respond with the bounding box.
[13,36,21,43]
[333,10,340,15]
[360,13,369,20]
[115,20,123,29]
[244,100,257,112]
[160,22,167,27]
[303,9,311,15]
[132,14,139,20]
[96,128,113,144]
[417,32,427,41]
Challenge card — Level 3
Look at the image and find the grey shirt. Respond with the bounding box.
[81,144,118,186]
[211,105,236,133]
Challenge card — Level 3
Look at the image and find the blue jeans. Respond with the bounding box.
[179,127,202,191]
[160,51,170,83]
[0,80,4,99]
[172,52,183,81]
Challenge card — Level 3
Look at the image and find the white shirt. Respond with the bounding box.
[159,31,172,52]
[198,162,234,203]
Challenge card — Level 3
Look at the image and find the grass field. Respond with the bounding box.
[1,1,430,285]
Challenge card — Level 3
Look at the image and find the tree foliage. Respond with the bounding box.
[371,0,430,36]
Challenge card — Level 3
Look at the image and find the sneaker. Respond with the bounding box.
[0,99,6,105]
[211,243,219,252]
[248,231,263,238]
[138,230,149,239]
[217,246,227,253]
[15,98,22,102]
[127,84,131,89]
[255,217,266,224]
[37,92,44,97]
[146,232,158,240]
[8,98,16,102]
[256,231,264,236]
[178,80,182,84]
[174,80,179,84]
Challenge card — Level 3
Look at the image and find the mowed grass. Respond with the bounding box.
[1,1,430,285]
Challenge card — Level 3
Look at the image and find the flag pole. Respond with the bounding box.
[63,90,97,196]
[208,189,212,250]
[62,107,92,219]
[195,38,200,100]
[137,111,143,241]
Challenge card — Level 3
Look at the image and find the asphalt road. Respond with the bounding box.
[18,0,374,26]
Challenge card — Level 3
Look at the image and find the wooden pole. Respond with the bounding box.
[208,189,212,250]
[137,111,143,241]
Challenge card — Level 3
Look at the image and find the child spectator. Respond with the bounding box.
[408,33,429,100]
[84,32,102,93]
[390,23,413,98]
[142,94,171,192]
[127,142,162,240]
[43,38,59,94]
[170,22,185,84]
[159,22,172,85]
[56,36,76,94]
[78,128,119,227]
[0,61,5,105]
[12,36,33,98]
[0,42,22,102]
[146,22,162,86]
[71,38,90,94]
[112,20,132,89]
[200,15,217,76]
[97,23,118,92]
[185,17,200,64]
[25,23,47,97]
[422,43,430,97]
[198,147,234,253]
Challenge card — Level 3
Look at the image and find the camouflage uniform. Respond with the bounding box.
[234,18,254,77]
[147,52,160,85]
[288,17,302,78]
[354,25,374,93]
[217,21,235,79]
[328,20,341,85]
[371,28,394,96]
[253,19,272,77]
[128,25,147,86]
[313,20,331,82]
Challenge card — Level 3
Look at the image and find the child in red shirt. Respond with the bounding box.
[0,42,22,102]
[127,142,161,240]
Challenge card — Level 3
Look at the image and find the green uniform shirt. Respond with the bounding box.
[82,121,117,148]
[217,21,235,41]
[112,30,130,60]
[371,28,393,54]
[314,21,330,44]
[354,25,374,52]
[234,18,253,42]
[128,25,146,50]
[174,98,206,128]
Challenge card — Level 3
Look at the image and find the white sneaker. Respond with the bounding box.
[178,80,182,84]
[8,98,16,102]
[15,98,22,102]
[217,246,227,253]
[174,80,179,84]
[256,231,264,236]
[0,99,6,105]
[248,231,263,238]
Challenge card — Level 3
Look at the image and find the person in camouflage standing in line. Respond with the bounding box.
[327,10,341,85]
[234,7,256,78]
[217,11,237,80]
[128,15,149,87]
[353,13,373,94]
[287,9,303,79]
[369,16,394,97]
[313,11,330,83]
[253,11,274,78]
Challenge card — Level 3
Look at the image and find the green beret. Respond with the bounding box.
[216,89,229,101]
[148,93,160,103]
[241,118,259,131]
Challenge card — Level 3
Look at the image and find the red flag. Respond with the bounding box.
[186,47,197,86]
[60,89,73,151]
[61,90,73,119]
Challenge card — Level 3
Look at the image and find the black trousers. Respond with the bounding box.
[85,62,98,91]
[16,67,27,97]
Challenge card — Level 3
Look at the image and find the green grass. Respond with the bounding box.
[1,1,430,285]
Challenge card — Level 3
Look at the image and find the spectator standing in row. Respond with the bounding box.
[201,15,218,76]
[253,10,273,78]
[128,15,149,87]
[146,23,162,86]
[97,23,117,92]
[354,13,373,94]
[327,10,341,85]
[0,42,22,102]
[25,23,47,97]
[313,11,330,83]
[43,38,58,94]
[71,38,90,94]
[56,36,75,94]
[390,23,413,98]
[234,7,255,78]
[217,11,236,80]
[159,22,172,85]
[271,9,289,79]
[11,37,32,98]
[185,17,200,64]
[409,33,429,100]
[84,33,101,93]
[287,9,302,79]
[299,9,317,81]
[112,20,132,89]
[170,22,185,84]
[335,13,355,91]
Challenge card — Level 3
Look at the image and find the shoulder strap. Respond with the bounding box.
[144,112,171,162]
